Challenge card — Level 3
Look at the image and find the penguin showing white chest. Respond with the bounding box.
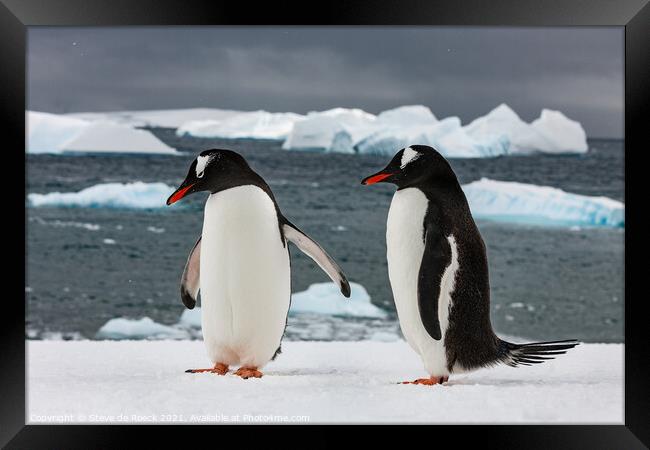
[167,149,350,379]
[362,145,578,385]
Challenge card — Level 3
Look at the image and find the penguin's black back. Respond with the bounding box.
[412,180,501,371]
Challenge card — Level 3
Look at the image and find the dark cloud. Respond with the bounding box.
[28,26,623,138]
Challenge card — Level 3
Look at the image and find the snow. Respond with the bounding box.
[27,111,90,154]
[27,340,623,423]
[59,121,178,155]
[176,110,305,140]
[462,178,625,227]
[28,182,175,209]
[290,282,387,318]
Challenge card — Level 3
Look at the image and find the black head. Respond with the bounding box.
[361,145,458,189]
[166,149,257,205]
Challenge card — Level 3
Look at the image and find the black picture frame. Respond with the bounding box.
[3,0,647,447]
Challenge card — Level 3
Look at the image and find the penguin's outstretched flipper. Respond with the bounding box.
[281,219,351,297]
[417,227,453,341]
[498,339,580,367]
[180,236,201,309]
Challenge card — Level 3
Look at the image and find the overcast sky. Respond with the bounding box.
[28,27,623,138]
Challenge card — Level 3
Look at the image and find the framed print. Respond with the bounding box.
[2,0,647,447]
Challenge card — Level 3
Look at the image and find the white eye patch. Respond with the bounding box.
[400,147,421,169]
[195,154,213,178]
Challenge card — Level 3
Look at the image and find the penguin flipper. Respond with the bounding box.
[282,220,351,297]
[180,236,201,309]
[417,228,452,341]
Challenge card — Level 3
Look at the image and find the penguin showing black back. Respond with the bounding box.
[362,145,578,385]
[167,149,350,379]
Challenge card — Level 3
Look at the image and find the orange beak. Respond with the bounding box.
[361,172,393,185]
[166,183,195,205]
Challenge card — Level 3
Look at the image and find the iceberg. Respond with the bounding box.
[67,108,242,128]
[27,111,90,154]
[28,182,175,209]
[59,121,179,155]
[282,108,377,153]
[173,282,387,325]
[355,116,509,158]
[282,103,588,157]
[289,282,387,319]
[178,308,202,329]
[530,109,588,154]
[95,317,188,340]
[462,178,624,227]
[376,105,437,125]
[464,103,543,154]
[176,110,305,140]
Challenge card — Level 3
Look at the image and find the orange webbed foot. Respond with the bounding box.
[401,375,449,385]
[234,367,263,379]
[186,362,229,375]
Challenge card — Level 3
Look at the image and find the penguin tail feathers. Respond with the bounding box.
[497,339,580,368]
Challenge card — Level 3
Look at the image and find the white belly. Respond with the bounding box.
[200,185,291,368]
[387,188,456,376]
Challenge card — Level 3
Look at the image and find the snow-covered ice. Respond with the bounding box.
[462,178,625,227]
[27,340,623,423]
[28,182,175,209]
[58,121,178,155]
[27,111,90,154]
[289,282,387,319]
[176,110,305,140]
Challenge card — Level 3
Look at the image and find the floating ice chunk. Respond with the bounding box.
[176,110,305,140]
[369,331,400,342]
[27,111,90,154]
[28,182,175,209]
[178,308,202,329]
[289,282,387,318]
[462,178,624,227]
[59,121,178,155]
[102,238,116,245]
[530,109,588,154]
[96,317,188,340]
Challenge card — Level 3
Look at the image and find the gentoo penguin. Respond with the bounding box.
[167,149,350,379]
[361,145,578,385]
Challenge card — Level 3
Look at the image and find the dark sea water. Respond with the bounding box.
[26,133,624,342]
